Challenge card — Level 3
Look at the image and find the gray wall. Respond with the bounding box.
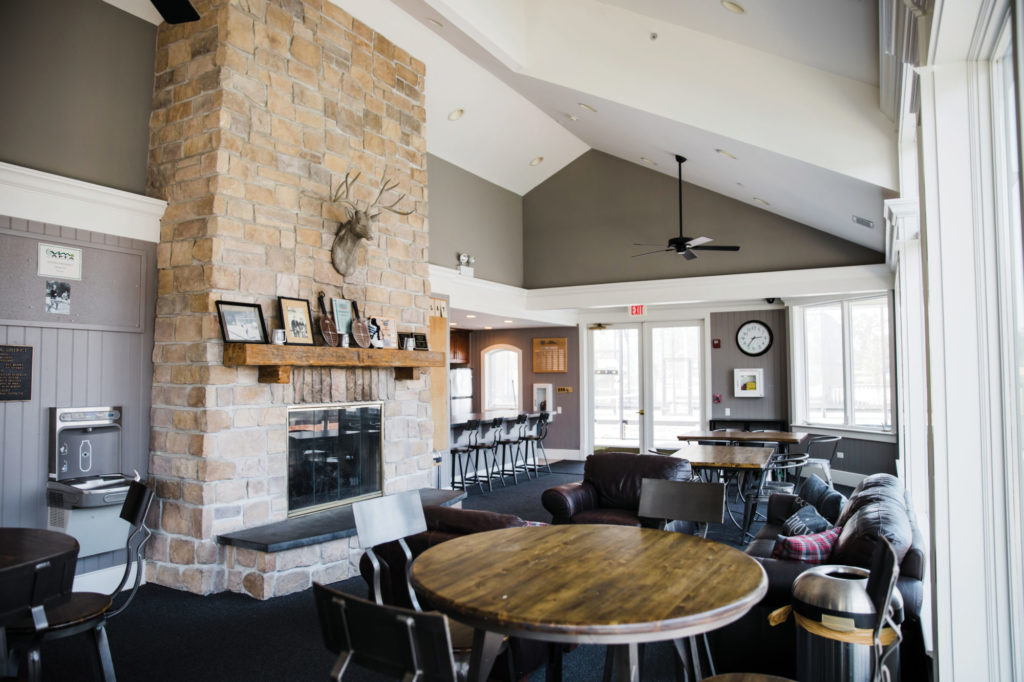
[522,150,884,288]
[0,0,156,194]
[466,327,580,450]
[0,216,156,574]
[710,309,789,423]
[427,154,524,287]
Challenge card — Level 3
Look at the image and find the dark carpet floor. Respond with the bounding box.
[18,461,771,682]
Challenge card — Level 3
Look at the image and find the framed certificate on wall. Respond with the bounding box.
[533,337,567,373]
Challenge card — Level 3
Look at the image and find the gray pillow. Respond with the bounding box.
[781,504,833,536]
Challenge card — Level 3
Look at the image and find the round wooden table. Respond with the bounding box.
[411,524,767,682]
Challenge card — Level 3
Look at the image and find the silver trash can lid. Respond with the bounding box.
[792,565,903,632]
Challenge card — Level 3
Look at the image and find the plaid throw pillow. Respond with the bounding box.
[772,526,843,563]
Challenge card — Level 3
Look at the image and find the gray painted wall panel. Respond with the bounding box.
[0,0,156,194]
[0,218,155,574]
[427,154,525,287]
[522,151,883,289]
[710,310,789,422]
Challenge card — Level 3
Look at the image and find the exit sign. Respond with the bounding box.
[629,305,645,316]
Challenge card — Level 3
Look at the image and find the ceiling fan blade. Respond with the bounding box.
[685,236,713,248]
[151,0,200,24]
[681,249,698,261]
[632,248,673,257]
[692,244,741,251]
[632,242,670,247]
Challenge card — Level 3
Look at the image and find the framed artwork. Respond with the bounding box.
[373,317,398,348]
[733,368,765,398]
[216,301,268,343]
[278,297,315,345]
[331,297,353,335]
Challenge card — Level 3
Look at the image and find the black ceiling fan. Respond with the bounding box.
[632,154,741,260]
[151,0,200,24]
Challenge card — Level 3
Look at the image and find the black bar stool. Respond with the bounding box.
[469,418,507,492]
[497,414,530,484]
[450,420,481,492]
[521,412,553,476]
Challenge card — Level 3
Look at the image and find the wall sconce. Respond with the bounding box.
[457,252,476,277]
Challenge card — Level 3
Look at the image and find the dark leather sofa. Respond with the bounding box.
[708,473,929,681]
[540,452,694,526]
[357,504,547,681]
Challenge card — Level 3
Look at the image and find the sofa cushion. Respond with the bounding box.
[781,505,832,536]
[582,453,693,511]
[571,508,643,526]
[831,500,914,568]
[425,505,527,534]
[836,486,905,528]
[771,526,843,563]
[797,474,847,524]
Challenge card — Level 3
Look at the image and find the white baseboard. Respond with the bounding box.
[546,448,582,461]
[73,561,142,593]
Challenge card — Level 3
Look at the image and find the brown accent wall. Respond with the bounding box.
[466,327,580,450]
[709,309,789,423]
[146,0,433,598]
[522,150,883,288]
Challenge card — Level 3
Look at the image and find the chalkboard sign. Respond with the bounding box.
[0,345,32,401]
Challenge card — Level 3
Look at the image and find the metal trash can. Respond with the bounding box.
[792,565,903,682]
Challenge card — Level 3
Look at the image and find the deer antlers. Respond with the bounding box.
[330,168,414,218]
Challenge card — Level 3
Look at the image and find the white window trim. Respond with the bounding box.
[480,344,523,415]
[789,293,896,434]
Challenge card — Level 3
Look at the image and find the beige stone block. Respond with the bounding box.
[166,430,188,455]
[225,8,255,53]
[174,265,206,293]
[202,365,239,385]
[218,429,268,459]
[155,564,182,590]
[182,481,215,506]
[147,533,170,562]
[161,501,192,535]
[174,316,203,342]
[287,60,318,87]
[217,480,247,503]
[196,541,221,565]
[189,433,217,457]
[199,409,232,433]
[274,571,312,597]
[313,563,350,585]
[239,268,277,295]
[243,499,270,526]
[198,459,235,482]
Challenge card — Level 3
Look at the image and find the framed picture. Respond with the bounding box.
[734,368,765,398]
[331,297,353,335]
[278,297,315,345]
[216,301,268,343]
[372,317,398,348]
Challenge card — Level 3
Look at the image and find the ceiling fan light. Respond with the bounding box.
[682,249,698,260]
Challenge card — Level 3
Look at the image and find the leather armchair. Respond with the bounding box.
[541,452,694,526]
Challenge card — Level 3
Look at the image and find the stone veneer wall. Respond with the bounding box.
[145,0,434,598]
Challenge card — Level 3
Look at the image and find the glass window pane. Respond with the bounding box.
[850,298,892,428]
[484,348,519,414]
[651,326,702,447]
[592,328,640,450]
[804,303,845,424]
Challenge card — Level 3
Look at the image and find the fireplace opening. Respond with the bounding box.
[287,402,382,516]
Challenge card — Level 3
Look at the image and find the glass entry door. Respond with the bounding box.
[590,322,703,454]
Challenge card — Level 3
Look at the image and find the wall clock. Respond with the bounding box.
[736,320,773,356]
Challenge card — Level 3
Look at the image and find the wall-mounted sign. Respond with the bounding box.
[0,345,33,401]
[38,243,83,280]
[556,386,573,393]
[629,304,645,316]
[533,337,568,373]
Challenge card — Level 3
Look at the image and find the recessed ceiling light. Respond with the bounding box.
[753,197,771,206]
[715,148,738,160]
[503,320,513,324]
[721,1,745,14]
[465,314,476,319]
[450,322,458,326]
[484,326,493,330]
[640,157,657,166]
[565,113,579,121]
[530,156,544,166]
[447,108,464,121]
[426,18,444,28]
[578,102,598,113]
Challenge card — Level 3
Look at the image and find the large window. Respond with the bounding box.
[482,345,521,417]
[795,295,893,430]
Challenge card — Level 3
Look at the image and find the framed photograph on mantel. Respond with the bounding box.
[733,368,764,398]
[216,301,268,343]
[278,297,315,345]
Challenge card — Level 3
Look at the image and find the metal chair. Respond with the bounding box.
[469,418,507,492]
[521,412,552,475]
[866,537,902,682]
[6,481,154,682]
[742,452,809,539]
[449,419,481,492]
[804,435,841,488]
[497,414,530,484]
[314,582,462,681]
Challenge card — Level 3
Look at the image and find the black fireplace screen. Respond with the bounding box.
[287,402,382,516]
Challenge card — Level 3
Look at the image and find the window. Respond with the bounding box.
[795,295,893,430]
[482,345,521,416]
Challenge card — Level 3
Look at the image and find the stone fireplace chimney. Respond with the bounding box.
[145,0,433,597]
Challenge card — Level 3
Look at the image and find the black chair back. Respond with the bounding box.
[638,478,725,535]
[0,537,78,631]
[314,582,458,682]
[109,480,155,617]
[807,435,841,459]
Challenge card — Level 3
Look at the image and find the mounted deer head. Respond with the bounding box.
[329,169,415,277]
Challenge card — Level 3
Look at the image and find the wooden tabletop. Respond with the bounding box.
[676,429,809,445]
[672,444,775,470]
[0,528,78,573]
[410,524,767,645]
